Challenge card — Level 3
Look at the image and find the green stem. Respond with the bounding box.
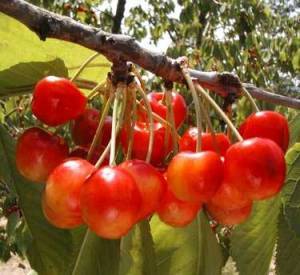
[181,68,202,152]
[70,53,99,82]
[135,78,154,163]
[241,86,260,112]
[87,93,114,161]
[195,83,243,142]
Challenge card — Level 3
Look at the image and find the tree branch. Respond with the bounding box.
[111,0,126,34]
[0,0,299,109]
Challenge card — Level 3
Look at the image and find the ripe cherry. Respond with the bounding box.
[42,158,95,229]
[81,166,142,239]
[16,127,69,183]
[119,160,167,220]
[120,122,172,166]
[239,111,289,152]
[167,151,224,203]
[72,108,112,147]
[69,146,109,166]
[224,137,286,200]
[179,128,231,156]
[157,185,201,227]
[207,181,252,211]
[32,76,87,126]
[206,203,252,226]
[138,92,187,128]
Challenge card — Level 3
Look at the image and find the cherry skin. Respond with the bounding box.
[207,181,252,211]
[120,122,172,166]
[206,203,252,226]
[42,158,95,229]
[167,151,224,203]
[179,128,231,156]
[69,146,109,166]
[157,185,201,227]
[72,108,112,147]
[118,159,167,220]
[138,92,187,128]
[224,137,286,200]
[16,127,69,183]
[239,111,289,152]
[81,166,142,239]
[32,76,87,126]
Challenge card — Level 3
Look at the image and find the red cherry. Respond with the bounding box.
[224,137,286,200]
[120,122,172,166]
[81,166,142,239]
[239,111,289,152]
[42,158,95,228]
[157,185,201,227]
[69,146,109,166]
[207,181,252,211]
[138,92,187,128]
[32,76,87,126]
[206,203,252,225]
[118,160,167,220]
[167,151,224,203]
[179,128,231,156]
[72,108,112,147]
[16,127,69,183]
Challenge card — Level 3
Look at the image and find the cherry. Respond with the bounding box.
[72,108,112,147]
[167,151,223,203]
[69,146,109,166]
[42,158,95,229]
[179,128,231,156]
[224,137,286,200]
[32,76,87,126]
[16,127,69,183]
[120,122,172,166]
[81,166,142,239]
[239,111,289,152]
[157,185,201,227]
[206,203,252,226]
[207,181,252,211]
[118,159,167,220]
[138,91,187,127]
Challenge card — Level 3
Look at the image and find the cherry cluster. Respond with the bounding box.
[15,75,288,239]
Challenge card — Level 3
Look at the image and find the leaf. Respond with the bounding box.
[151,211,224,275]
[230,196,281,275]
[288,115,300,148]
[119,219,157,275]
[281,143,300,238]
[276,210,300,275]
[0,59,68,97]
[0,125,121,275]
[0,13,110,94]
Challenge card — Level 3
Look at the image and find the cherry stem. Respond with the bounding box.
[135,78,154,163]
[87,81,106,100]
[70,52,99,82]
[181,67,202,152]
[109,84,127,166]
[195,83,243,142]
[87,93,114,161]
[131,65,146,92]
[165,89,178,154]
[125,84,137,161]
[241,86,260,112]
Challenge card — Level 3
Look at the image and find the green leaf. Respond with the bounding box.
[0,13,110,94]
[276,210,300,275]
[119,220,157,275]
[151,211,223,275]
[0,59,68,97]
[0,125,121,275]
[230,196,281,275]
[288,115,300,148]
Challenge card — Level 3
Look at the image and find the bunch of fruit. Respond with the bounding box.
[15,75,289,239]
